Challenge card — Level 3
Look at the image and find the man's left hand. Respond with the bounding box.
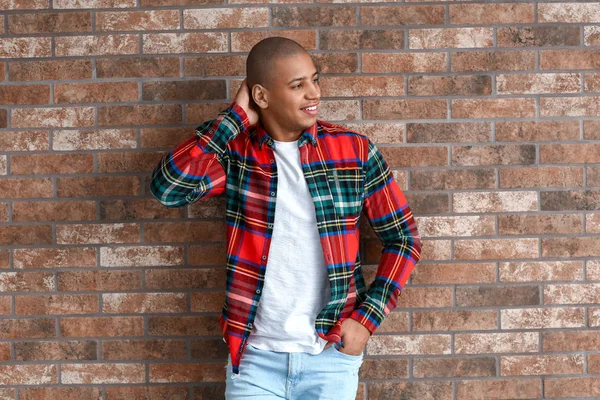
[324,318,370,356]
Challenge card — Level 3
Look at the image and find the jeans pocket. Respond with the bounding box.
[332,343,363,360]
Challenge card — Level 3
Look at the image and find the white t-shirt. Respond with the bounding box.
[248,138,331,354]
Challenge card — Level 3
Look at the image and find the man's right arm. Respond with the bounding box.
[149,103,250,208]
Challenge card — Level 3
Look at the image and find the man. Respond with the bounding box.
[150,37,421,399]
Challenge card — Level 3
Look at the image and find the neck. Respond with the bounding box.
[259,116,302,142]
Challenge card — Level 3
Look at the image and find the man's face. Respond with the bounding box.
[261,52,321,134]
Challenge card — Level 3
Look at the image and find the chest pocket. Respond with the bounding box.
[327,168,363,217]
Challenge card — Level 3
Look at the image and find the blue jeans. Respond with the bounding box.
[225,343,363,400]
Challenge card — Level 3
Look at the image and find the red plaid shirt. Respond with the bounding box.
[150,103,421,374]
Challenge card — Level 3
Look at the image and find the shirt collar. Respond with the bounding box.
[250,121,318,149]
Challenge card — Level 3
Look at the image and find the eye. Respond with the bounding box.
[313,77,320,84]
[292,83,303,89]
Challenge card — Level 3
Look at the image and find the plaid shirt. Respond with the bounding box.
[149,103,421,375]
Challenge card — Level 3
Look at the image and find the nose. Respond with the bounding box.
[307,81,320,100]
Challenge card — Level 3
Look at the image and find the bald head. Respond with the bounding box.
[246,37,309,91]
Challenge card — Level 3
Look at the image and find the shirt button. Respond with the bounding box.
[270,192,275,196]
[247,323,253,328]
[270,159,275,163]
[268,223,273,228]
[262,255,267,260]
[256,289,261,294]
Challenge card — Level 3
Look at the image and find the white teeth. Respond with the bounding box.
[303,106,317,111]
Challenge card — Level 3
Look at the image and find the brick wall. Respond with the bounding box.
[0,0,598,399]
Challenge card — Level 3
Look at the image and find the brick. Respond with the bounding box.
[376,311,409,333]
[184,8,267,29]
[272,6,355,27]
[15,340,96,361]
[97,151,164,173]
[97,57,178,78]
[56,35,139,56]
[497,26,580,47]
[201,338,241,361]
[0,365,57,385]
[105,387,189,400]
[456,379,541,399]
[363,99,447,120]
[57,270,142,291]
[98,104,181,126]
[541,190,600,211]
[589,167,600,186]
[455,332,538,354]
[541,50,600,70]
[0,318,55,339]
[414,310,497,331]
[404,193,449,215]
[587,213,600,234]
[12,107,93,128]
[499,167,583,189]
[416,215,494,238]
[0,271,53,292]
[496,120,580,142]
[499,261,580,283]
[0,110,5,129]
[55,82,138,104]
[455,238,538,260]
[317,100,359,121]
[361,5,444,26]
[15,294,98,315]
[60,317,143,337]
[408,122,491,144]
[0,178,52,198]
[410,28,493,49]
[11,153,93,174]
[142,80,226,101]
[57,176,141,198]
[452,98,535,118]
[100,246,184,267]
[408,75,491,96]
[503,307,584,330]
[497,73,580,94]
[414,357,496,378]
[0,131,47,151]
[545,377,600,398]
[14,247,96,269]
[186,102,230,124]
[451,50,535,72]
[499,214,582,235]
[100,199,184,220]
[379,146,447,167]
[144,221,225,243]
[585,26,600,46]
[411,263,496,285]
[13,200,95,222]
[321,76,404,97]
[320,29,403,50]
[394,286,453,308]
[410,169,496,190]
[231,30,316,52]
[150,362,224,383]
[585,73,600,92]
[364,52,446,74]
[502,354,583,376]
[0,251,9,269]
[55,0,135,7]
[590,307,600,327]
[0,0,48,8]
[103,339,186,360]
[452,145,535,166]
[8,59,92,81]
[312,53,358,74]
[191,291,225,312]
[98,10,179,31]
[146,268,225,289]
[366,335,451,356]
[539,3,600,23]
[21,388,101,400]
[185,55,244,77]
[148,316,220,336]
[344,123,404,144]
[143,32,227,54]
[8,12,91,34]
[546,283,600,305]
[452,191,538,213]
[542,96,600,117]
[0,37,51,58]
[543,331,600,351]
[450,3,534,24]
[53,129,137,151]
[103,293,187,314]
[359,359,408,380]
[57,223,140,245]
[0,225,49,246]
[62,363,144,384]
[369,382,452,400]
[543,237,600,257]
[0,84,50,105]
[140,128,191,149]
[541,143,600,164]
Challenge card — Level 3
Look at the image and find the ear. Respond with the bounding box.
[251,84,269,110]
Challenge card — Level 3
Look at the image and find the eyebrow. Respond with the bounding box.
[287,70,319,85]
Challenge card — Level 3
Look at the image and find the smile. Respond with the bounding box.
[301,106,317,111]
